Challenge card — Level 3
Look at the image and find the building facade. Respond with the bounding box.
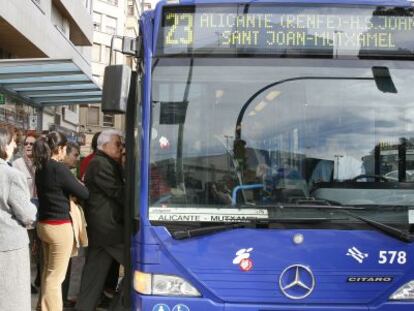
[0,0,95,139]
[79,0,155,154]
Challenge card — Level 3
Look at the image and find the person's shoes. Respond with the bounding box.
[63,299,76,308]
[31,284,38,294]
[96,295,112,310]
[103,288,116,299]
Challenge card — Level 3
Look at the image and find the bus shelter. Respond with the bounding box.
[0,58,101,115]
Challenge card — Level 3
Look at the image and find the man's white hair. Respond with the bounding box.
[97,129,123,150]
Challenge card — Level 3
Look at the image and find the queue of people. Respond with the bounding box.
[0,126,126,311]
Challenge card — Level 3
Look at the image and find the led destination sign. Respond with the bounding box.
[158,5,414,57]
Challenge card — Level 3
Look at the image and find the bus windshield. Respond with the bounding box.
[150,58,414,221]
[149,4,414,226]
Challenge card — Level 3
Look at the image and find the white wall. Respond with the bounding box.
[0,0,93,74]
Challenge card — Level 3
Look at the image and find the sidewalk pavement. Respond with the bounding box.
[30,249,111,311]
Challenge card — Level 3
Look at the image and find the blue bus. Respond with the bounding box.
[102,0,414,310]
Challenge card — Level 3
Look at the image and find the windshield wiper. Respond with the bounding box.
[274,202,414,243]
[340,210,414,243]
[272,202,366,210]
[172,217,344,240]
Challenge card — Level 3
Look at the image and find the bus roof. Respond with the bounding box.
[155,0,413,8]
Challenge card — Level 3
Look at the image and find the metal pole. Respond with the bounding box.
[36,107,43,132]
[140,0,145,16]
[109,35,116,65]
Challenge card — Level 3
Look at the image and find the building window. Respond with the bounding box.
[127,1,135,16]
[68,105,77,113]
[103,114,115,127]
[105,16,117,35]
[127,5,134,16]
[92,44,101,62]
[93,12,102,31]
[104,46,111,65]
[87,106,100,125]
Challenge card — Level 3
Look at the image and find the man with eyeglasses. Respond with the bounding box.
[76,129,126,311]
[13,133,40,294]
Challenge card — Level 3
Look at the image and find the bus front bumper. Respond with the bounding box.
[134,295,414,311]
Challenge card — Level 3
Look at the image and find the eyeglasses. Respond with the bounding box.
[24,142,34,146]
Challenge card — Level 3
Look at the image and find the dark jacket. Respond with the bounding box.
[84,150,125,247]
[36,159,89,221]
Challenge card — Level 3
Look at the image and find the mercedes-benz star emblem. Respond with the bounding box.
[279,264,315,300]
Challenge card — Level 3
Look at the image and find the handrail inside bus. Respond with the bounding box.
[232,184,264,205]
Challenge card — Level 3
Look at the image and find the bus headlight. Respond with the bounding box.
[134,271,201,297]
[390,281,414,300]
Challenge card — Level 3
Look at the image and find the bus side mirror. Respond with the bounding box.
[102,65,132,114]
